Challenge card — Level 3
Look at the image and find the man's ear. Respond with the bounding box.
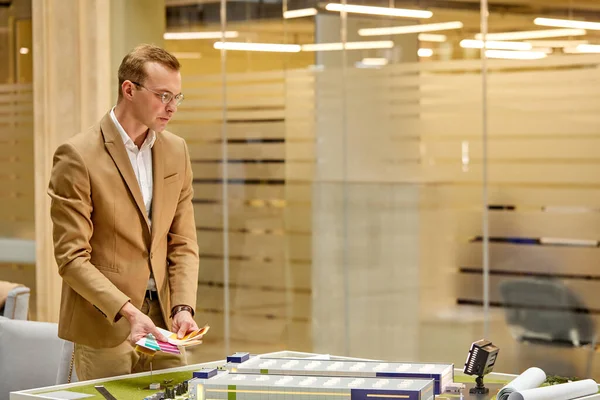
[122,81,135,100]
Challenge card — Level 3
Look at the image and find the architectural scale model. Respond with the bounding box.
[140,353,451,400]
[11,351,473,400]
[230,355,454,394]
[188,371,435,400]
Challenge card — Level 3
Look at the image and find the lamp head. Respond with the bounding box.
[464,339,499,377]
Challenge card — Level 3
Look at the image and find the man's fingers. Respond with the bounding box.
[129,331,146,345]
[177,322,189,339]
[152,327,168,342]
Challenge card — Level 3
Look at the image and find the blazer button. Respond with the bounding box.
[150,252,154,260]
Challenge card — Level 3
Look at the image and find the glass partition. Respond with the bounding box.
[0,0,35,317]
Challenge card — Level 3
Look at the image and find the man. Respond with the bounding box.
[48,44,200,380]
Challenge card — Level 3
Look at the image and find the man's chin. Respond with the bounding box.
[153,123,168,133]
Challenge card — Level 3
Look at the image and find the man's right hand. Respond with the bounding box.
[119,302,168,344]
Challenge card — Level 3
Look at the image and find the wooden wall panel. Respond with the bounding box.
[168,66,313,354]
[0,83,34,238]
[168,33,600,371]
[0,83,35,317]
[460,242,600,277]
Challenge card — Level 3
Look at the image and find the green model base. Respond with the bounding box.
[36,371,194,400]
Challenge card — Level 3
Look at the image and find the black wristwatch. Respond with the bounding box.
[170,304,194,319]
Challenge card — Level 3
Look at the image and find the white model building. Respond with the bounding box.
[188,371,435,400]
[230,356,454,395]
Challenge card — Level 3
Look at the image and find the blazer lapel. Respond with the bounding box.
[100,113,151,232]
[150,134,164,248]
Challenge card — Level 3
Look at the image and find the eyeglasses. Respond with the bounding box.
[131,81,184,106]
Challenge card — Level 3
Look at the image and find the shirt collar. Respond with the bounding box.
[110,106,156,150]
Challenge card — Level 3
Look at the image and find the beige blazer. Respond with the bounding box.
[48,112,199,348]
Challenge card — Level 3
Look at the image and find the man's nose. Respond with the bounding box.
[166,101,176,113]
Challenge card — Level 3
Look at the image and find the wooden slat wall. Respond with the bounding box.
[419,55,600,375]
[303,53,600,375]
[169,47,600,372]
[169,69,313,358]
[0,83,35,318]
[0,83,34,236]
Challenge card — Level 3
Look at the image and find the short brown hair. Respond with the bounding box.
[117,44,180,102]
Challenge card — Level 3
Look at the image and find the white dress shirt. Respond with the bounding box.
[110,107,157,291]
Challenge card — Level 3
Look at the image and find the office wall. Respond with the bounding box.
[0,0,34,316]
[165,0,600,377]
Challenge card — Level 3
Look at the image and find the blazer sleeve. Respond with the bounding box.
[48,142,130,323]
[167,139,200,314]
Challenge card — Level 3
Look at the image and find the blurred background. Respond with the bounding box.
[2,0,600,379]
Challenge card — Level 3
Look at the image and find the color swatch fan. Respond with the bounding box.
[160,325,209,346]
[135,334,180,355]
[135,324,209,356]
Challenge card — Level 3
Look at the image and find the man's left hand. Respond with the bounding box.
[172,310,199,339]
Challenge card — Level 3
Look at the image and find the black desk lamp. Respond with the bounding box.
[463,339,500,394]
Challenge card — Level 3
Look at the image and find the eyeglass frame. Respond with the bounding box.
[130,81,184,106]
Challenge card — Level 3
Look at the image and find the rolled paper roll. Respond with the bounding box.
[507,379,599,400]
[497,368,547,400]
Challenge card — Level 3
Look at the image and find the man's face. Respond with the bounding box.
[133,62,182,133]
